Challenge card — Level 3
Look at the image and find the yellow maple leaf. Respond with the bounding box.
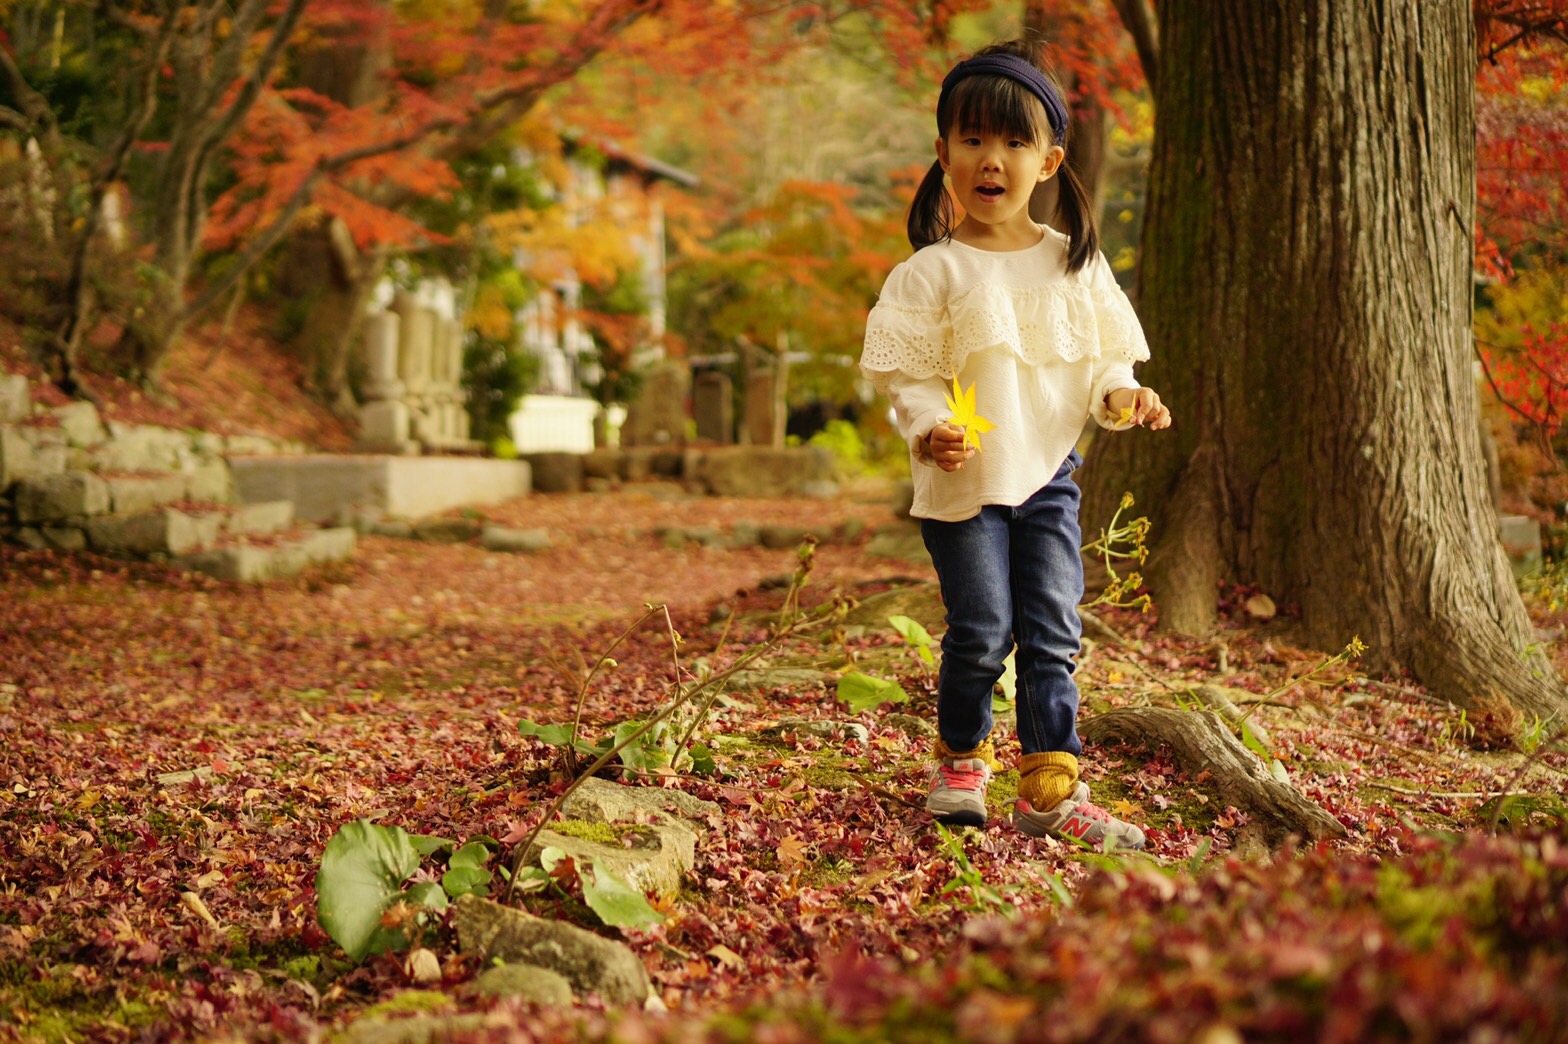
[943,376,998,452]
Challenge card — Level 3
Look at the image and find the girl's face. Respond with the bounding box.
[936,125,1063,245]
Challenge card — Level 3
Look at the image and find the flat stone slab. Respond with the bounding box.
[451,895,649,1006]
[230,454,531,523]
[480,525,551,553]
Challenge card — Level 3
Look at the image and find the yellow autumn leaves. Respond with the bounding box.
[944,376,997,452]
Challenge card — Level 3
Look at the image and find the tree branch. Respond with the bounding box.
[200,0,309,151]
[52,3,182,396]
[0,42,59,147]
[180,0,660,323]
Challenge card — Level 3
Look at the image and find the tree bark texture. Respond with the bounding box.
[1079,1,1567,720]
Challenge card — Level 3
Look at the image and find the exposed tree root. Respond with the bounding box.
[1080,707,1347,844]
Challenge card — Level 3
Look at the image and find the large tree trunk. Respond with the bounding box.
[1080,0,1568,721]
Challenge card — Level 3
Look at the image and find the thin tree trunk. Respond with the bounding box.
[1024,2,1109,230]
[1080,1,1567,720]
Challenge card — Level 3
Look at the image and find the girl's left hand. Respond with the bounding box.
[1107,387,1172,431]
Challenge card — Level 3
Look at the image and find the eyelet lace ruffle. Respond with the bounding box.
[862,280,1149,386]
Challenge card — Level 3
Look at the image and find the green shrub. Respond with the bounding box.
[463,337,538,447]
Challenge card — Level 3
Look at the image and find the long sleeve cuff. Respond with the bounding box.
[1089,363,1140,428]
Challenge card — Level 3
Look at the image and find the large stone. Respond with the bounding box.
[524,452,584,494]
[91,424,191,472]
[357,400,414,454]
[561,775,720,824]
[105,473,187,515]
[41,527,87,552]
[227,500,294,536]
[16,472,110,523]
[451,895,650,1006]
[694,446,834,498]
[523,778,713,897]
[177,545,275,582]
[692,370,734,444]
[0,429,37,489]
[86,509,223,556]
[469,963,575,1006]
[526,820,695,900]
[619,362,689,448]
[620,447,655,482]
[51,401,107,447]
[297,526,356,563]
[183,460,232,504]
[0,374,30,424]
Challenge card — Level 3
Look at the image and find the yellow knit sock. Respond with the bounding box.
[935,737,999,771]
[1017,751,1080,810]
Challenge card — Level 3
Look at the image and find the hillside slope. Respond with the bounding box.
[0,310,355,450]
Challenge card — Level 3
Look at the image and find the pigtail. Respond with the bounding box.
[1055,158,1100,275]
[908,159,955,251]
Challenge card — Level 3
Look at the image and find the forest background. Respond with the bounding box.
[4,0,1568,1041]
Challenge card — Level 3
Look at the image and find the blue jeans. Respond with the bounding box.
[919,452,1085,757]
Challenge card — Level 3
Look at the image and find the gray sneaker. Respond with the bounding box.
[1013,782,1146,851]
[925,757,992,827]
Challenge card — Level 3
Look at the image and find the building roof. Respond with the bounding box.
[562,132,700,189]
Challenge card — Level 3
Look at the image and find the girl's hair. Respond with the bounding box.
[907,39,1100,275]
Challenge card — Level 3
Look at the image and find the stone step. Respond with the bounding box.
[174,527,357,582]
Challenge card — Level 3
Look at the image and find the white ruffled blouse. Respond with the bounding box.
[861,225,1150,522]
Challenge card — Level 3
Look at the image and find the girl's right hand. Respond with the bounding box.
[924,423,975,472]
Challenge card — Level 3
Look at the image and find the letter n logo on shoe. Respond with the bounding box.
[1060,816,1094,840]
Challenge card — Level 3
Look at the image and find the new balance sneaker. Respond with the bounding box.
[925,756,992,827]
[1013,782,1146,851]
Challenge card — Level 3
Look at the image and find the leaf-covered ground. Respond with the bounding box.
[3,487,1566,1042]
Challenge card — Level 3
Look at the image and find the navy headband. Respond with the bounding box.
[938,54,1068,141]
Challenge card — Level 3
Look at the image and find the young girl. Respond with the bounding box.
[861,39,1171,850]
